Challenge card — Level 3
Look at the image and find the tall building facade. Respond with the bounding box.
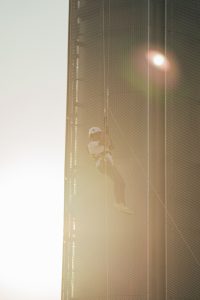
[62,1,200,299]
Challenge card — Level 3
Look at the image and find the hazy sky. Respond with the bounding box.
[0,0,68,299]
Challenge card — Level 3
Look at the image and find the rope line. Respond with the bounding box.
[102,1,110,299]
[147,0,150,298]
[164,0,168,297]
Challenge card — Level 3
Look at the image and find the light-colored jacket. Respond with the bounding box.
[88,139,113,167]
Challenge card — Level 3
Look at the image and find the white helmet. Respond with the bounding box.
[88,127,102,137]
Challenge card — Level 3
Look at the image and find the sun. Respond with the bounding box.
[147,50,170,71]
[152,53,165,66]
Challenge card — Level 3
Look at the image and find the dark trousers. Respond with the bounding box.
[97,159,125,205]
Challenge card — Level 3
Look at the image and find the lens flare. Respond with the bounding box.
[147,50,170,71]
[153,54,165,66]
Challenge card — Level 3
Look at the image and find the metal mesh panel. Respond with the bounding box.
[166,0,200,299]
[62,0,200,300]
[63,1,148,299]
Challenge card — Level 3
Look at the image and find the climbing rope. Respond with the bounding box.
[102,0,110,299]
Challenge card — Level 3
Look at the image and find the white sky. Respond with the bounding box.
[0,0,68,299]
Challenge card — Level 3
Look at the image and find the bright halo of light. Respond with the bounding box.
[152,54,165,66]
[147,50,170,71]
[0,161,63,300]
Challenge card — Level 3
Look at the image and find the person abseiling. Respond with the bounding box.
[88,126,133,214]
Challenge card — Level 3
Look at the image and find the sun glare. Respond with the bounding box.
[152,54,165,66]
[0,161,63,300]
[147,50,170,71]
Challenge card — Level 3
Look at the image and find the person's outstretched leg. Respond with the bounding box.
[107,164,126,205]
[97,157,125,205]
[97,157,133,214]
